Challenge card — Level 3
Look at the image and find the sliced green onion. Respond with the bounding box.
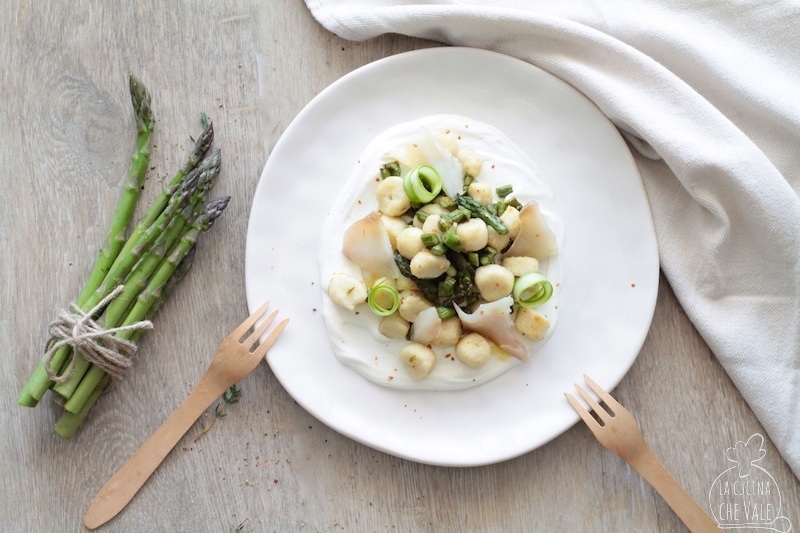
[436,306,456,320]
[480,247,497,266]
[367,281,400,316]
[513,272,554,308]
[430,243,446,256]
[450,207,470,223]
[438,276,456,297]
[437,196,456,208]
[442,230,462,252]
[380,161,401,179]
[415,210,429,223]
[496,184,513,199]
[506,197,522,210]
[496,201,507,216]
[403,166,442,204]
[446,266,457,277]
[421,233,439,248]
[468,252,480,267]
[437,216,453,232]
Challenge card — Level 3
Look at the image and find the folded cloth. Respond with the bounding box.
[305,0,800,476]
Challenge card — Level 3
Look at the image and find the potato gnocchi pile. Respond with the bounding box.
[327,127,559,381]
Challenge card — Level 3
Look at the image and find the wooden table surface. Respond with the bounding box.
[1,2,797,532]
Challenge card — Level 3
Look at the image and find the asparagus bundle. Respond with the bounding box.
[17,75,231,437]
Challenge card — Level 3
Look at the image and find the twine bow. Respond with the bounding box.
[44,286,153,383]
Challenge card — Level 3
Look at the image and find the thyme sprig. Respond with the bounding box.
[194,384,242,442]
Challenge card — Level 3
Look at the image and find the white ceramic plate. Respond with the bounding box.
[245,47,658,467]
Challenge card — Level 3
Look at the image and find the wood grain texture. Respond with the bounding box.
[1,1,797,532]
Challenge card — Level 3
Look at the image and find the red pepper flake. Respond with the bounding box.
[182,447,188,452]
[388,376,394,381]
[273,479,279,484]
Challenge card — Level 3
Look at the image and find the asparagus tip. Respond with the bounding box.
[201,196,231,230]
[202,149,222,171]
[128,74,153,131]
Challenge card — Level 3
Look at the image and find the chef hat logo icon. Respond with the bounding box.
[708,434,792,531]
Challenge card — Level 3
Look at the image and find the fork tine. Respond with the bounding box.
[244,310,279,348]
[233,300,270,338]
[251,318,289,359]
[583,374,622,410]
[575,384,610,423]
[564,392,600,429]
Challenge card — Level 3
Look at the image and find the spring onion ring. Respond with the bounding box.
[513,272,553,308]
[403,165,442,204]
[367,279,400,316]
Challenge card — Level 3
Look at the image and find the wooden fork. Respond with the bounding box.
[565,375,719,533]
[83,301,288,530]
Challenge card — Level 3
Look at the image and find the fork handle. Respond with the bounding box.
[83,376,227,530]
[627,446,719,532]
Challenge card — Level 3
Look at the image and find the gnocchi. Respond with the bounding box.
[328,273,367,311]
[456,333,491,368]
[475,264,515,302]
[399,343,437,379]
[375,176,411,216]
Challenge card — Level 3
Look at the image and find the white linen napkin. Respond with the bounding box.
[304,0,800,476]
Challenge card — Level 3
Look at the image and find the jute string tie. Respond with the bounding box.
[44,285,153,383]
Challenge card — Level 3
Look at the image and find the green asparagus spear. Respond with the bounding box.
[103,150,220,325]
[54,376,109,439]
[19,75,154,404]
[111,123,214,265]
[445,251,479,308]
[52,152,221,398]
[77,75,155,304]
[53,203,192,397]
[455,195,508,235]
[64,197,230,414]
[122,196,231,328]
[88,149,219,307]
[86,179,197,308]
[54,247,198,437]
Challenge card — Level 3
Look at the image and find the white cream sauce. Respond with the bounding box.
[318,115,564,390]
